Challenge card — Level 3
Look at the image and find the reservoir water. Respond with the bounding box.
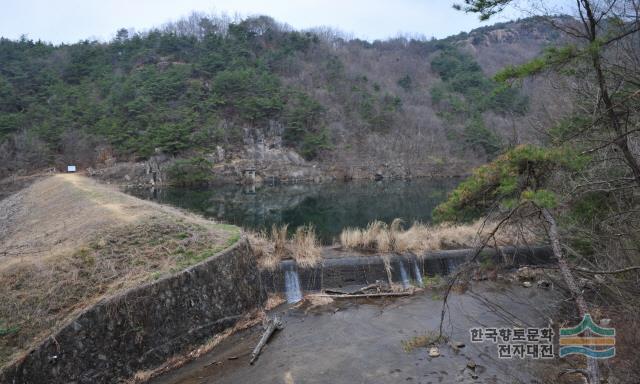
[128,178,459,244]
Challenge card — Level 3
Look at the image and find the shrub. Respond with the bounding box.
[165,156,214,186]
[432,145,586,223]
[283,93,325,144]
[397,75,413,91]
[301,129,332,160]
[430,44,529,158]
[213,68,284,122]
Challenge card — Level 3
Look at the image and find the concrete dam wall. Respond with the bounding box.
[0,237,264,384]
[261,246,552,301]
[0,242,550,383]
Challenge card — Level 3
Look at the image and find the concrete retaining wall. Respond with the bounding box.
[0,243,551,383]
[0,237,264,384]
[261,246,552,293]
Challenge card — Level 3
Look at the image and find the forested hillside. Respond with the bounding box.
[0,14,566,181]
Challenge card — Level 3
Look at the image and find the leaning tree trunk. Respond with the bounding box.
[591,52,640,188]
[580,0,640,188]
[542,208,600,384]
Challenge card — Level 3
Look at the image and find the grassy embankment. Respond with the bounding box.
[0,174,240,368]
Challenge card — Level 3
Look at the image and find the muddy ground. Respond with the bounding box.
[150,282,568,384]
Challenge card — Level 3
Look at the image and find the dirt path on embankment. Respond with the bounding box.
[0,174,240,368]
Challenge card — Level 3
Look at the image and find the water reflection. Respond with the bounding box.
[128,178,459,243]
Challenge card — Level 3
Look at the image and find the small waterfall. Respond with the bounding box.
[413,260,424,287]
[284,267,303,303]
[398,260,410,288]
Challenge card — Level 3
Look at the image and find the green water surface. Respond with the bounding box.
[128,178,459,244]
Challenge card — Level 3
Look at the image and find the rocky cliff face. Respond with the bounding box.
[89,127,328,186]
[222,124,327,183]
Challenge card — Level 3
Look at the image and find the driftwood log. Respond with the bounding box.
[323,283,383,296]
[310,292,412,299]
[249,315,284,365]
[319,281,416,299]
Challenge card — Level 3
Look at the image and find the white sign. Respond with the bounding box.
[67,165,77,173]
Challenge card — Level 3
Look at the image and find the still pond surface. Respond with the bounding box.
[128,178,460,244]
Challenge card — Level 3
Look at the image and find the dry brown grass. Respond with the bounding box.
[340,219,537,255]
[0,174,240,368]
[305,295,334,308]
[264,294,286,311]
[339,227,362,251]
[248,224,322,270]
[381,254,394,285]
[340,220,394,252]
[272,224,289,260]
[248,231,278,270]
[401,331,447,352]
[291,225,321,268]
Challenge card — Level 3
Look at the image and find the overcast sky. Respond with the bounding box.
[0,0,526,44]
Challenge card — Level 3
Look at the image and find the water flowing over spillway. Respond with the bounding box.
[398,260,410,289]
[413,260,423,287]
[284,267,303,303]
